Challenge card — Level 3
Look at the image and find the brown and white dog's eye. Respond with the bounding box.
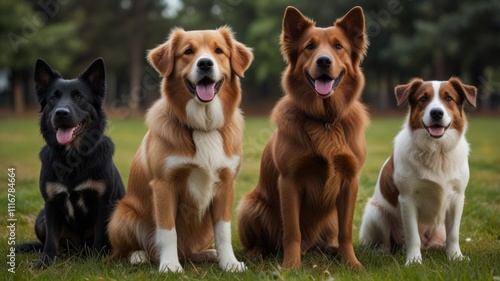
[419,96,428,103]
[215,48,223,54]
[445,96,453,102]
[305,43,315,50]
[334,42,343,50]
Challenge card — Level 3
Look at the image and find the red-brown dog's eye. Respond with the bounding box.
[215,48,223,54]
[184,49,193,55]
[335,43,343,49]
[305,43,315,50]
[445,96,452,102]
[420,96,428,103]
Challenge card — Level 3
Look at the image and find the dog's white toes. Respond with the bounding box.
[159,261,184,273]
[220,261,247,272]
[130,250,148,264]
[405,256,422,266]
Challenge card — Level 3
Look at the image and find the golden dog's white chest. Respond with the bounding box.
[165,130,240,217]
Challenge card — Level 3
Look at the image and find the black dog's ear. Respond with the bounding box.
[34,59,59,102]
[80,58,106,99]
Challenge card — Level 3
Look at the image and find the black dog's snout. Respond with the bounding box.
[316,56,332,69]
[55,108,70,119]
[197,58,214,72]
[430,108,444,120]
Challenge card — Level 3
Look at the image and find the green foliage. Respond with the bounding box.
[0,0,84,72]
[0,117,498,280]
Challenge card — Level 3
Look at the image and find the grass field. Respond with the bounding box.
[1,116,499,280]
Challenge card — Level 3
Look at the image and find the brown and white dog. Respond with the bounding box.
[237,6,368,269]
[107,27,253,273]
[359,78,477,265]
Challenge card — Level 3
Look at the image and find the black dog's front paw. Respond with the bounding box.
[31,255,55,269]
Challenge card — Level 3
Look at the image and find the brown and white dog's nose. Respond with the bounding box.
[316,55,332,70]
[430,108,444,121]
[197,58,214,72]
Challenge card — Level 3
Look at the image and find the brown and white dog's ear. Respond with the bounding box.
[335,6,368,63]
[449,77,477,108]
[147,28,184,77]
[280,6,314,63]
[394,78,424,107]
[219,26,254,78]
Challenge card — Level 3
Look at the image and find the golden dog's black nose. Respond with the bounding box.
[197,58,214,72]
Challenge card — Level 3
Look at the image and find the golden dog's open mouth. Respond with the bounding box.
[306,71,344,97]
[185,77,224,103]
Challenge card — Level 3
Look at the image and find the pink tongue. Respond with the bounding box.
[428,126,445,137]
[196,82,216,102]
[56,127,76,145]
[314,79,334,96]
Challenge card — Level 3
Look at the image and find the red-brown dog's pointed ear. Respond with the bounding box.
[147,28,184,77]
[395,78,424,107]
[335,6,368,63]
[282,6,314,41]
[280,6,314,64]
[449,77,477,108]
[219,26,253,78]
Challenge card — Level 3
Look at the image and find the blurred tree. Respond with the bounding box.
[0,0,83,115]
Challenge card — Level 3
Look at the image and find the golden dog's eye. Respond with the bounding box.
[445,96,452,102]
[184,49,193,55]
[215,48,223,54]
[335,43,343,49]
[420,96,428,103]
[305,43,315,50]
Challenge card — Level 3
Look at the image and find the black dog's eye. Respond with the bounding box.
[335,43,343,49]
[184,49,193,55]
[75,94,83,100]
[420,96,428,103]
[445,96,453,102]
[50,95,58,101]
[305,43,315,50]
[215,48,223,54]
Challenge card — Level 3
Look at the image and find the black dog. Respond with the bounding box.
[16,58,125,268]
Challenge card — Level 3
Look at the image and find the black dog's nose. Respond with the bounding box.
[430,108,444,120]
[316,56,332,69]
[55,108,70,119]
[197,58,214,72]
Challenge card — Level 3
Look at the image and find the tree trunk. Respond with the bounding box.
[13,73,25,116]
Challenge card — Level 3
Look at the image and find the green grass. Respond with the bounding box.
[1,117,499,280]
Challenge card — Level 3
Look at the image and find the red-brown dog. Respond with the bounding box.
[237,6,368,269]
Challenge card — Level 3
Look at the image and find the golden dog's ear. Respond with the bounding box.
[394,78,424,107]
[335,6,368,64]
[449,77,477,108]
[231,41,253,77]
[280,6,314,63]
[147,28,184,77]
[219,26,253,78]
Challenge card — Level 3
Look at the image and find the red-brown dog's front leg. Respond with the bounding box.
[336,178,363,269]
[279,175,302,269]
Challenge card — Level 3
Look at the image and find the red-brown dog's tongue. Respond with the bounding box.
[196,82,216,102]
[428,126,445,137]
[314,79,334,96]
[56,127,76,145]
